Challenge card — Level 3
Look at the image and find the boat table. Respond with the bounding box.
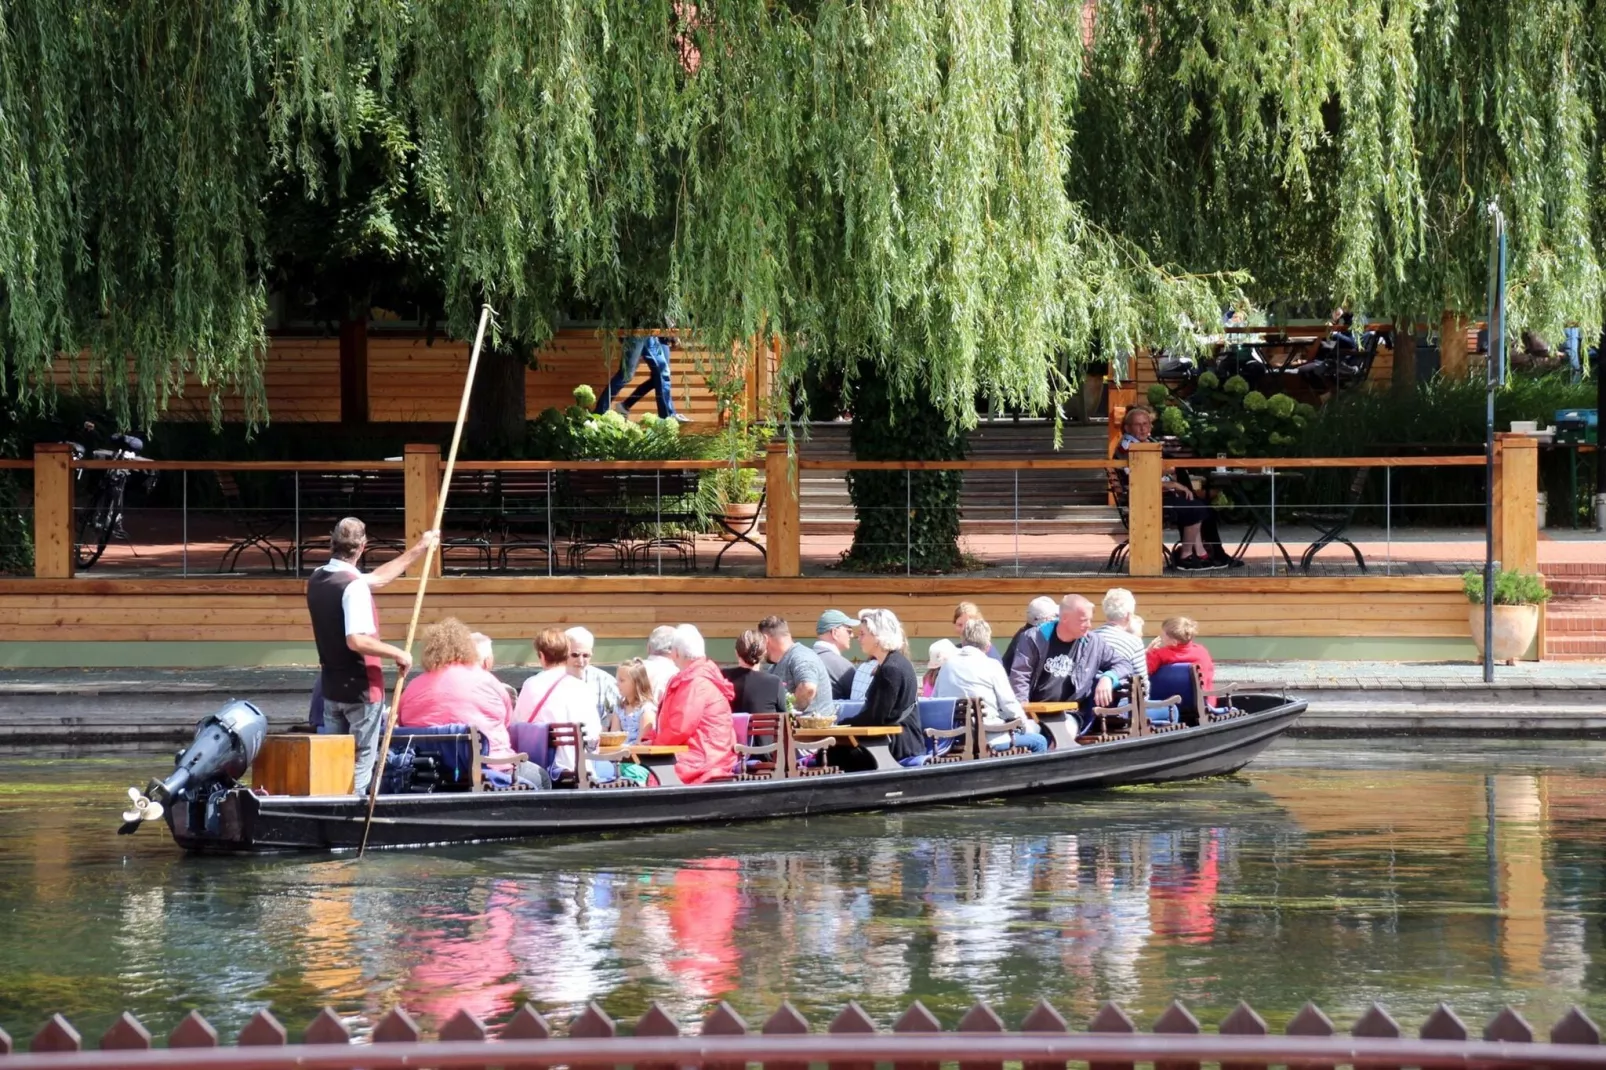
[627,745,688,786]
[1021,702,1082,749]
[792,725,904,772]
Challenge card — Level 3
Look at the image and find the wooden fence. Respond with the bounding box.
[18,436,1541,582]
[2,997,1603,1067]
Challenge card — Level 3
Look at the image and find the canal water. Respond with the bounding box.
[1,738,1603,1043]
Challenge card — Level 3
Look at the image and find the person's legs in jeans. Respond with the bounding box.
[597,337,649,412]
[990,731,1049,754]
[623,338,677,417]
[323,698,387,795]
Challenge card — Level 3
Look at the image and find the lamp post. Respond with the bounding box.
[1482,205,1507,684]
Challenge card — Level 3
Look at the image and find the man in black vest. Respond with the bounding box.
[306,517,437,795]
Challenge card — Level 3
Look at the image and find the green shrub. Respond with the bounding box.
[1462,568,1552,605]
[1145,384,1170,407]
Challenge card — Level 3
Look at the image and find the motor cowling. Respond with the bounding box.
[119,700,267,834]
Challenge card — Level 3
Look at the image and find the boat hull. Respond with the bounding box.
[168,695,1305,854]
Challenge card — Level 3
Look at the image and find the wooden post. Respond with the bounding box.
[765,441,800,577]
[1491,436,1505,567]
[1497,433,1539,573]
[1441,311,1469,379]
[32,443,74,578]
[403,444,441,578]
[1127,442,1164,576]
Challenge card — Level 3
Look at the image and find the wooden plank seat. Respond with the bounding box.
[733,712,838,779]
[382,725,530,793]
[508,721,629,789]
[920,697,973,763]
[1147,662,1240,728]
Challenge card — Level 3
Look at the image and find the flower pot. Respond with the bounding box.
[1468,603,1540,664]
[718,501,762,542]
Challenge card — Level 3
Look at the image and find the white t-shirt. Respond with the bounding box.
[319,558,376,636]
[513,668,602,774]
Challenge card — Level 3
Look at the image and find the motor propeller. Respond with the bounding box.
[118,784,164,835]
[114,700,267,837]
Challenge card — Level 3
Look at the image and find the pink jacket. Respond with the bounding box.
[651,658,736,785]
[396,664,515,762]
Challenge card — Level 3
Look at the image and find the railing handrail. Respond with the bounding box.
[797,454,1485,471]
[58,458,764,472]
[2,998,1599,1068]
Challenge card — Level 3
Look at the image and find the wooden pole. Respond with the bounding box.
[765,441,800,577]
[403,445,442,578]
[359,304,493,857]
[32,443,75,578]
[1126,442,1165,576]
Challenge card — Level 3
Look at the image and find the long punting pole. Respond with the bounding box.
[359,303,494,857]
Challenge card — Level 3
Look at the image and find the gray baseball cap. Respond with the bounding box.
[816,609,859,634]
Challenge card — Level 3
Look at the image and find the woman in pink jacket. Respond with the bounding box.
[650,624,736,785]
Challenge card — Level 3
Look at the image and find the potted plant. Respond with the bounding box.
[1463,568,1551,663]
[713,465,763,539]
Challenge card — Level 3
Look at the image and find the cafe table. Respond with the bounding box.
[626,744,688,786]
[792,724,904,771]
[1203,469,1301,570]
[1020,702,1082,749]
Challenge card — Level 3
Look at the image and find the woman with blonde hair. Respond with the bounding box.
[397,617,546,788]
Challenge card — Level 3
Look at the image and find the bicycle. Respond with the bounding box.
[64,422,156,569]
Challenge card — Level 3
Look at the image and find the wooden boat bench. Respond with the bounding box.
[794,724,902,771]
[385,726,529,793]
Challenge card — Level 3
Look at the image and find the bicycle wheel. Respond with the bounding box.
[75,479,117,569]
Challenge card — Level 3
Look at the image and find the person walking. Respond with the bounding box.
[595,333,689,422]
[305,517,437,796]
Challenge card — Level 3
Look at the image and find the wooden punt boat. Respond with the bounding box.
[164,692,1305,854]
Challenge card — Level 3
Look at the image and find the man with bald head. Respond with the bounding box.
[1007,593,1123,715]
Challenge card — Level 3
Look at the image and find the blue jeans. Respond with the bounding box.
[596,336,677,418]
[322,699,387,795]
[991,730,1048,754]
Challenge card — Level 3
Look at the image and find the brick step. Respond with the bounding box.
[1544,613,1606,634]
[1547,578,1606,597]
[1545,637,1606,658]
[1541,562,1606,577]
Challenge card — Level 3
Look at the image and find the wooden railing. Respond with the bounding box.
[16,436,1539,580]
[1,996,1601,1067]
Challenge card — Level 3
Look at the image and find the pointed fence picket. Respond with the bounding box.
[0,997,1602,1068]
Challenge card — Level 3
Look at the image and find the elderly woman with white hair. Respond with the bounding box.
[649,623,737,784]
[830,608,925,771]
[1094,587,1148,696]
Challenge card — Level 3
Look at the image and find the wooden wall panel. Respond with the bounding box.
[0,576,1473,645]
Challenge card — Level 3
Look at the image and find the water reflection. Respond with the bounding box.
[2,740,1605,1042]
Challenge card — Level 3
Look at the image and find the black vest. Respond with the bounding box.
[306,565,383,704]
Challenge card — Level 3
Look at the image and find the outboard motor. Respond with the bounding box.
[119,700,267,834]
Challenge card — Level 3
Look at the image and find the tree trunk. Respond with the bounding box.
[466,341,529,456]
[843,361,969,572]
[1391,323,1416,395]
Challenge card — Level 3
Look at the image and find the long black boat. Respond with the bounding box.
[147,692,1305,854]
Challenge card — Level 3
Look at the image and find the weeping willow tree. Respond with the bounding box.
[1076,0,1606,344]
[5,0,1605,565]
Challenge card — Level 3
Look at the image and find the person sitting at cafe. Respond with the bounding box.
[1008,595,1125,726]
[1095,587,1148,697]
[936,618,1047,754]
[921,639,958,697]
[1002,596,1059,672]
[829,608,925,771]
[723,629,788,714]
[812,610,859,700]
[651,624,737,784]
[513,628,602,781]
[1113,405,1226,572]
[1146,615,1216,693]
[613,658,659,744]
[396,617,549,789]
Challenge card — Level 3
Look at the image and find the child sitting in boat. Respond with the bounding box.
[612,658,659,744]
[1145,616,1215,693]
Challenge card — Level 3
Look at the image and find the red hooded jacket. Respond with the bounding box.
[651,657,737,784]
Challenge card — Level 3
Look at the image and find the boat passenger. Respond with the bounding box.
[305,517,438,797]
[397,618,549,789]
[1095,588,1148,696]
[513,628,602,780]
[565,626,623,724]
[1002,596,1058,676]
[471,631,496,669]
[812,610,859,700]
[643,625,679,705]
[613,658,659,743]
[829,609,925,772]
[952,602,1003,662]
[921,639,958,698]
[935,618,1047,754]
[1146,616,1216,692]
[1008,595,1123,718]
[723,629,788,714]
[652,624,737,784]
[757,615,836,719]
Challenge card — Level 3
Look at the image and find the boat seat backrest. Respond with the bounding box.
[743,712,781,745]
[916,697,959,757]
[835,700,865,721]
[509,722,550,769]
[731,713,752,746]
[1147,663,1204,723]
[389,724,478,788]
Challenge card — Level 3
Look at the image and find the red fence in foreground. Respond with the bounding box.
[3,998,1605,1068]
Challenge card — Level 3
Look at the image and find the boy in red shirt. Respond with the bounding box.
[1145,615,1215,692]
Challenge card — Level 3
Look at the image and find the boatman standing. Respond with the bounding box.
[306,518,437,795]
